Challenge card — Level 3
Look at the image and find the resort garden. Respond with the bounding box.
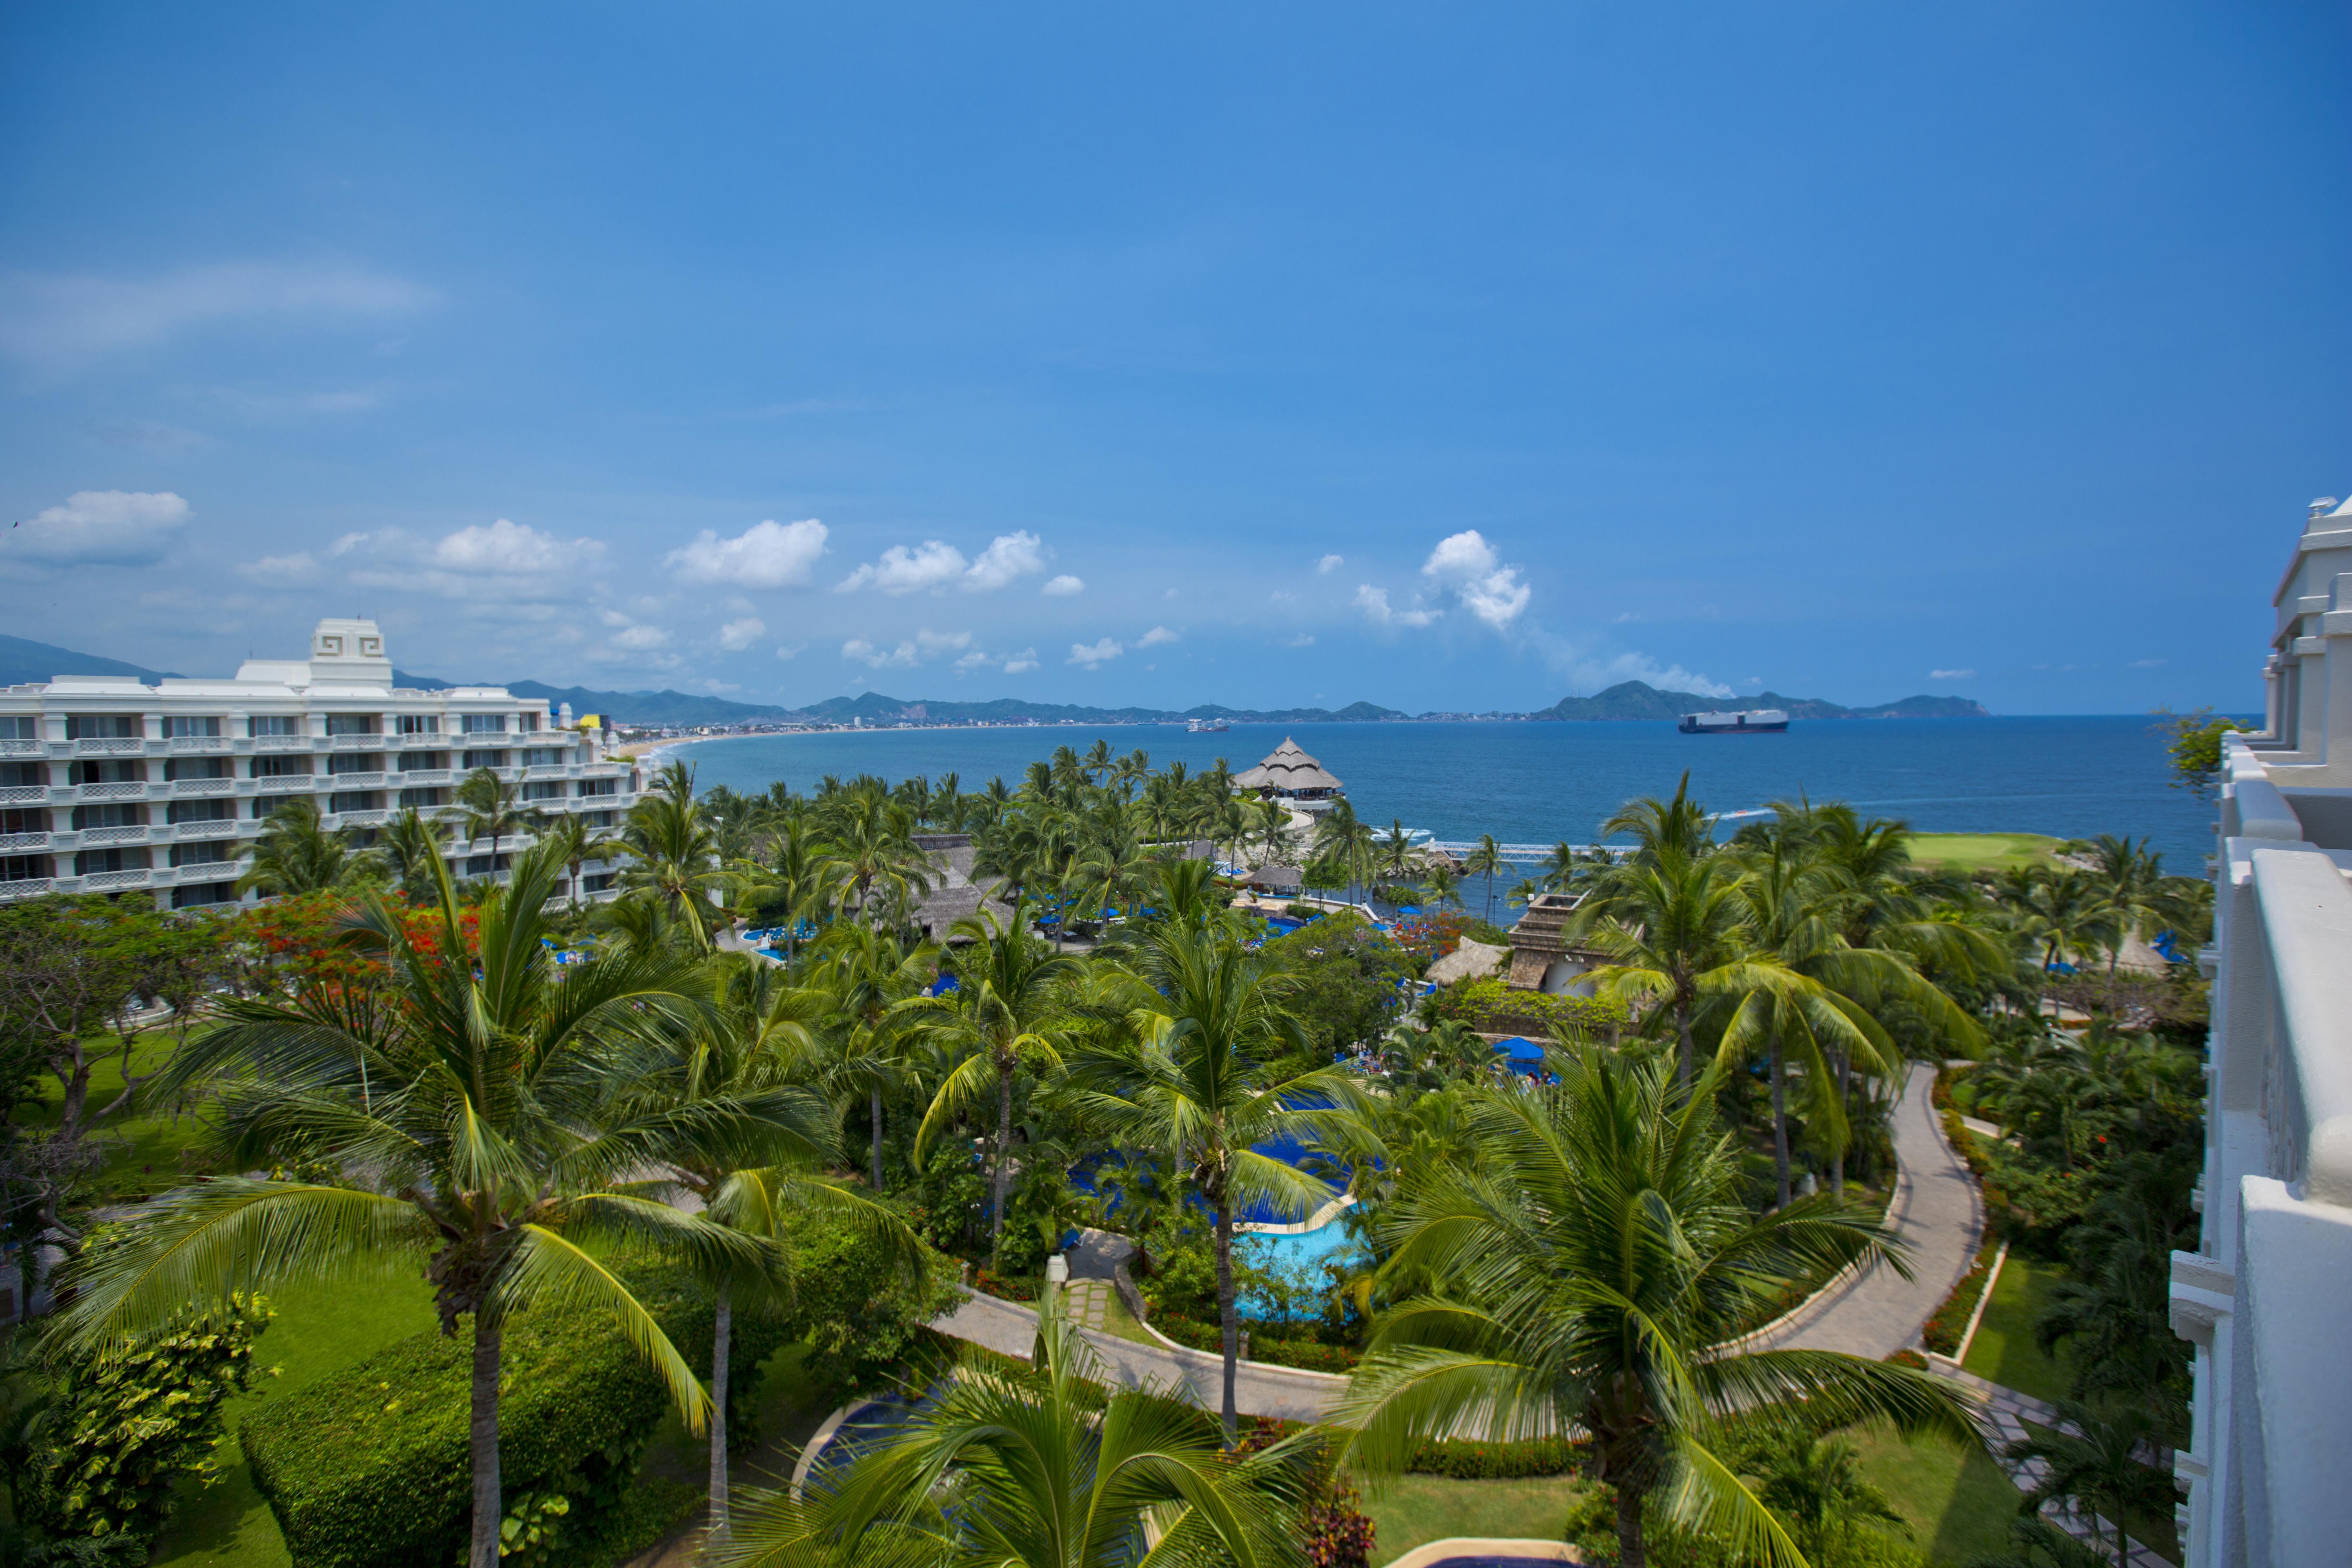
[0,749,2213,1568]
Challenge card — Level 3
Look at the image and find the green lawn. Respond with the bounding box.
[23,1030,217,1202]
[1362,1472,1589,1556]
[151,1273,439,1568]
[1909,833,2062,873]
[1963,1256,2078,1407]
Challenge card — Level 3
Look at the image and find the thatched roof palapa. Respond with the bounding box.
[1230,737,1345,795]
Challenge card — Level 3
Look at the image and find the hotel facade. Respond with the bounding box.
[0,618,639,910]
[2174,493,2352,1567]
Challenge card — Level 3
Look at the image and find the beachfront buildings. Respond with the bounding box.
[2171,493,2352,1568]
[0,618,639,910]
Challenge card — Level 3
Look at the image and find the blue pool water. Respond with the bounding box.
[1234,1219,1362,1319]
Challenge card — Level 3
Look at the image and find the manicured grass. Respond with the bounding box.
[1845,1421,2027,1567]
[1963,1256,2078,1407]
[151,1272,439,1568]
[1361,1472,1588,1557]
[1909,833,2063,872]
[22,1030,217,1201]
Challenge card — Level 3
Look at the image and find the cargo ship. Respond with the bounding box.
[1678,708,1789,735]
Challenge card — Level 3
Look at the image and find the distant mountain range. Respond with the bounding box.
[0,636,1986,727]
[1535,681,1990,722]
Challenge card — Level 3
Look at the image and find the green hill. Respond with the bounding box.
[1538,681,1988,722]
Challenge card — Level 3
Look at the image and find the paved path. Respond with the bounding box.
[1746,1060,1982,1359]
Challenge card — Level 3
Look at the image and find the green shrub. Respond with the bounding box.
[20,1292,275,1550]
[1428,976,1626,1038]
[771,1206,961,1404]
[1407,1434,1580,1479]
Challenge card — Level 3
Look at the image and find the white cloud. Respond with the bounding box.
[916,629,972,653]
[2126,658,2166,669]
[610,623,672,651]
[1421,529,1530,629]
[1138,625,1180,648]
[842,637,920,669]
[953,650,994,672]
[963,531,1048,591]
[1317,553,1345,575]
[1354,584,1441,628]
[5,490,189,566]
[837,539,967,595]
[1041,574,1085,597]
[1067,638,1123,669]
[1286,633,1316,648]
[1929,668,1977,681]
[774,644,804,661]
[238,551,319,584]
[685,678,742,695]
[717,617,766,652]
[0,260,438,362]
[666,518,829,589]
[1557,650,1732,699]
[1002,649,1040,674]
[432,518,596,575]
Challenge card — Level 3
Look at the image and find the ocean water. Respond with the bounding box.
[666,715,2229,871]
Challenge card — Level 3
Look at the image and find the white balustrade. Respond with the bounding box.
[0,784,45,805]
[0,738,42,756]
[77,781,149,801]
[171,777,236,795]
[168,736,232,753]
[82,869,152,890]
[172,820,239,840]
[324,771,388,787]
[80,824,149,846]
[330,734,387,750]
[0,832,49,851]
[73,737,145,755]
[395,768,453,785]
[329,810,390,828]
[0,877,56,899]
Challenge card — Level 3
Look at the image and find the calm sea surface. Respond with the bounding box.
[666,715,2225,871]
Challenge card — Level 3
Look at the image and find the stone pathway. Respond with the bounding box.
[1930,1366,2174,1568]
[1065,1278,1118,1332]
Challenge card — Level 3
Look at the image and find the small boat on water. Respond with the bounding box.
[1678,708,1789,735]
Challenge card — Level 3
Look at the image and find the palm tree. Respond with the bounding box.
[617,784,735,949]
[608,952,927,1550]
[808,922,938,1194]
[59,846,769,1568]
[1377,819,1422,890]
[1064,922,1373,1439]
[1461,833,1510,924]
[1752,1427,1911,1565]
[1311,797,1377,906]
[1601,771,1716,863]
[820,790,933,923]
[2004,1401,2178,1566]
[541,812,615,914]
[1578,849,1755,1088]
[720,1287,1314,1568]
[1334,1046,1980,1568]
[1420,863,1463,911]
[1249,796,1292,867]
[454,765,544,878]
[378,804,451,902]
[238,797,374,896]
[912,903,1084,1272]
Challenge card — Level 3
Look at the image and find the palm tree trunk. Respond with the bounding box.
[1771,1033,1792,1210]
[1673,991,1694,1090]
[1831,1045,1851,1197]
[870,1085,885,1193]
[706,1281,731,1549]
[468,1315,503,1568]
[1213,1196,1239,1444]
[1614,1481,1647,1568]
[989,1060,1013,1271]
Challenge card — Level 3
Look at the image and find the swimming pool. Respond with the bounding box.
[1234,1218,1363,1319]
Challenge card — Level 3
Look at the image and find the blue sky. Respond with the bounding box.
[2,2,2344,714]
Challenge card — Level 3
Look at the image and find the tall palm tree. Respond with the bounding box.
[912,903,1084,1271]
[721,1288,1314,1568]
[378,804,451,903]
[2004,1401,2178,1567]
[1576,847,1758,1086]
[821,790,933,924]
[59,846,769,1568]
[238,796,374,897]
[808,922,939,1194]
[1601,771,1716,864]
[541,812,615,914]
[1334,1046,1979,1568]
[616,784,741,950]
[1064,922,1373,1438]
[607,953,927,1550]
[454,765,544,878]
[1461,833,1509,924]
[1310,797,1377,906]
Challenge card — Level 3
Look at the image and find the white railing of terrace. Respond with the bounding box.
[2172,734,2352,1568]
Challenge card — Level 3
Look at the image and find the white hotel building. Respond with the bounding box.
[0,618,639,910]
[2174,493,2352,1568]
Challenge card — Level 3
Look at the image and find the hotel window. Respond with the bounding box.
[165,756,233,781]
[252,754,310,778]
[460,714,506,735]
[0,807,46,835]
[325,713,379,736]
[398,751,450,771]
[398,787,448,809]
[326,753,381,775]
[327,791,381,814]
[70,759,145,784]
[397,714,440,735]
[584,810,615,828]
[170,840,233,868]
[164,716,223,738]
[582,871,616,893]
[65,714,140,740]
[167,798,236,824]
[0,717,38,739]
[521,781,566,802]
[521,747,567,768]
[465,853,511,877]
[173,881,239,909]
[70,802,148,830]
[579,778,617,797]
[252,795,303,819]
[74,846,151,875]
[1,853,55,883]
[461,750,508,771]
[517,711,542,733]
[0,762,46,788]
[249,715,303,737]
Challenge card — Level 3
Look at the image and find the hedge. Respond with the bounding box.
[1923,1232,2003,1356]
[1407,1434,1581,1479]
[1146,1312,1361,1374]
[241,1266,787,1568]
[1427,976,1626,1038]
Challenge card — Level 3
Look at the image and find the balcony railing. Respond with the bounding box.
[329,734,387,750]
[0,737,42,756]
[171,777,236,796]
[168,735,233,753]
[326,810,390,829]
[172,820,241,840]
[0,877,56,899]
[0,784,45,805]
[323,771,388,788]
[72,737,146,755]
[80,825,149,846]
[76,781,148,802]
[395,731,446,747]
[395,768,453,785]
[0,832,49,852]
[247,735,312,753]
[82,868,152,891]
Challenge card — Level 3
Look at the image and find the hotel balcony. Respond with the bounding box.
[323,771,388,788]
[0,737,42,757]
[0,831,49,852]
[170,776,238,797]
[328,733,388,751]
[0,784,46,806]
[395,768,454,785]
[75,780,149,802]
[167,735,234,754]
[71,736,146,757]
